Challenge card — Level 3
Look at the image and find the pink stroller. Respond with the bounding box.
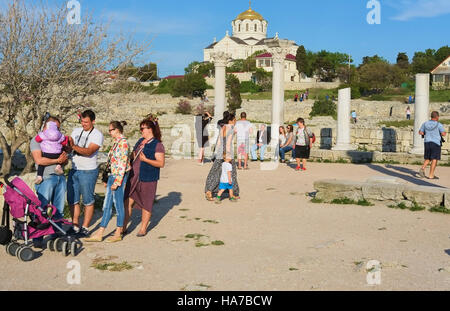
[1,176,81,261]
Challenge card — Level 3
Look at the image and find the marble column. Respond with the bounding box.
[266,38,293,146]
[333,88,355,151]
[410,73,430,154]
[210,52,231,121]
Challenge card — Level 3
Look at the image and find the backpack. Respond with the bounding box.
[304,127,316,144]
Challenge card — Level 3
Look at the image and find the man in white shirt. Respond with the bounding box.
[234,112,253,170]
[67,110,104,237]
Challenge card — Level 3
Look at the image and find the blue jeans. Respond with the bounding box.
[67,168,99,206]
[251,144,267,161]
[279,146,295,161]
[33,174,66,243]
[100,174,127,228]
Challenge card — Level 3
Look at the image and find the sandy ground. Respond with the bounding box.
[1,159,450,291]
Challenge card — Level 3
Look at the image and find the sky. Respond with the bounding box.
[6,0,450,77]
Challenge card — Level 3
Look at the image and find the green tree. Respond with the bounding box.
[396,52,410,70]
[361,55,389,65]
[135,63,158,81]
[434,45,450,64]
[412,49,438,74]
[226,74,242,112]
[295,45,308,74]
[185,61,214,76]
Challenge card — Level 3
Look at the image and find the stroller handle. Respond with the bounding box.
[3,175,14,188]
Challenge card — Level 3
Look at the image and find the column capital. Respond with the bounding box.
[268,47,290,63]
[210,52,231,67]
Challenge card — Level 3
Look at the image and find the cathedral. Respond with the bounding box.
[203,3,301,82]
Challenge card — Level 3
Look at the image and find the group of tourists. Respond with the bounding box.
[30,110,165,246]
[294,90,309,102]
[202,111,315,202]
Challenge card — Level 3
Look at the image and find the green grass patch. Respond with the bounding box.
[310,198,324,204]
[158,236,167,239]
[203,220,219,224]
[180,216,187,219]
[195,218,201,221]
[211,240,225,246]
[179,209,190,211]
[289,267,299,271]
[335,158,348,164]
[92,261,134,272]
[185,233,205,239]
[429,206,450,214]
[357,199,374,206]
[388,202,425,212]
[331,197,358,205]
[195,242,209,248]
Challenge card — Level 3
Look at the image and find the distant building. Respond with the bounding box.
[431,55,450,90]
[203,4,300,83]
[255,53,300,82]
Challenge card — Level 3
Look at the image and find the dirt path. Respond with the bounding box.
[1,160,450,291]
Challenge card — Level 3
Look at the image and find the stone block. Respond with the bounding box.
[362,183,405,201]
[402,186,446,208]
[444,191,450,208]
[314,179,364,202]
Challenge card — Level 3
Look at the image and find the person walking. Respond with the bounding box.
[235,112,253,170]
[215,157,239,204]
[351,110,357,124]
[195,111,212,165]
[67,110,104,237]
[406,106,411,120]
[418,111,447,180]
[205,114,240,201]
[294,118,313,171]
[123,117,165,237]
[84,121,130,243]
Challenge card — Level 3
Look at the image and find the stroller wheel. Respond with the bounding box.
[17,246,34,262]
[6,242,20,257]
[62,241,69,257]
[47,239,55,252]
[55,238,64,252]
[70,241,78,257]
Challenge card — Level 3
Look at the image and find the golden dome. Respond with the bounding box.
[236,4,264,21]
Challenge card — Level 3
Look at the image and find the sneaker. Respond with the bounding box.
[229,197,238,203]
[215,197,222,204]
[302,167,307,171]
[289,158,296,163]
[295,166,301,171]
[77,227,90,238]
[418,168,426,178]
[35,176,43,185]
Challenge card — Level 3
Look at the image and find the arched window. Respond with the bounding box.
[246,24,249,32]
[254,24,257,32]
[238,24,241,32]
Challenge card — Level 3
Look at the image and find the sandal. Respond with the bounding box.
[205,191,214,201]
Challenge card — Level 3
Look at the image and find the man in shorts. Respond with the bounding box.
[234,112,253,170]
[418,111,447,180]
[67,110,104,237]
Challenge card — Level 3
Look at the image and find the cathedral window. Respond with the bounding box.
[246,24,249,31]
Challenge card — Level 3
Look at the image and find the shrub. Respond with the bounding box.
[240,81,262,93]
[309,99,337,119]
[175,100,192,115]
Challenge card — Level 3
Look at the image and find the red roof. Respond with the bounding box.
[256,53,296,61]
[162,75,184,80]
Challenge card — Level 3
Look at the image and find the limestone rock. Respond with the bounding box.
[444,191,450,208]
[314,179,363,202]
[402,186,445,208]
[362,183,405,201]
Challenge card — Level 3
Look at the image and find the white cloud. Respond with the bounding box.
[389,0,450,21]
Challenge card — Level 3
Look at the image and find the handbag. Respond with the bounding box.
[102,138,125,184]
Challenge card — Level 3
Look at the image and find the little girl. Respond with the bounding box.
[35,121,68,184]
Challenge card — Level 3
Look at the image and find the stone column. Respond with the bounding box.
[333,88,354,151]
[410,73,430,154]
[210,52,231,121]
[266,39,294,146]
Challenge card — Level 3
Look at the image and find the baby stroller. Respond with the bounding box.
[1,176,81,262]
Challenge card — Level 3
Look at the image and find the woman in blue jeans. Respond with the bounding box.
[85,121,130,243]
[279,124,295,163]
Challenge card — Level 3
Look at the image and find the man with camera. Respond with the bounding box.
[418,111,447,180]
[67,110,104,237]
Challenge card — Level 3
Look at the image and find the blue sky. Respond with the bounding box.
[9,0,450,77]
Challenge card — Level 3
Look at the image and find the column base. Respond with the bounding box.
[409,147,424,155]
[332,144,356,151]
